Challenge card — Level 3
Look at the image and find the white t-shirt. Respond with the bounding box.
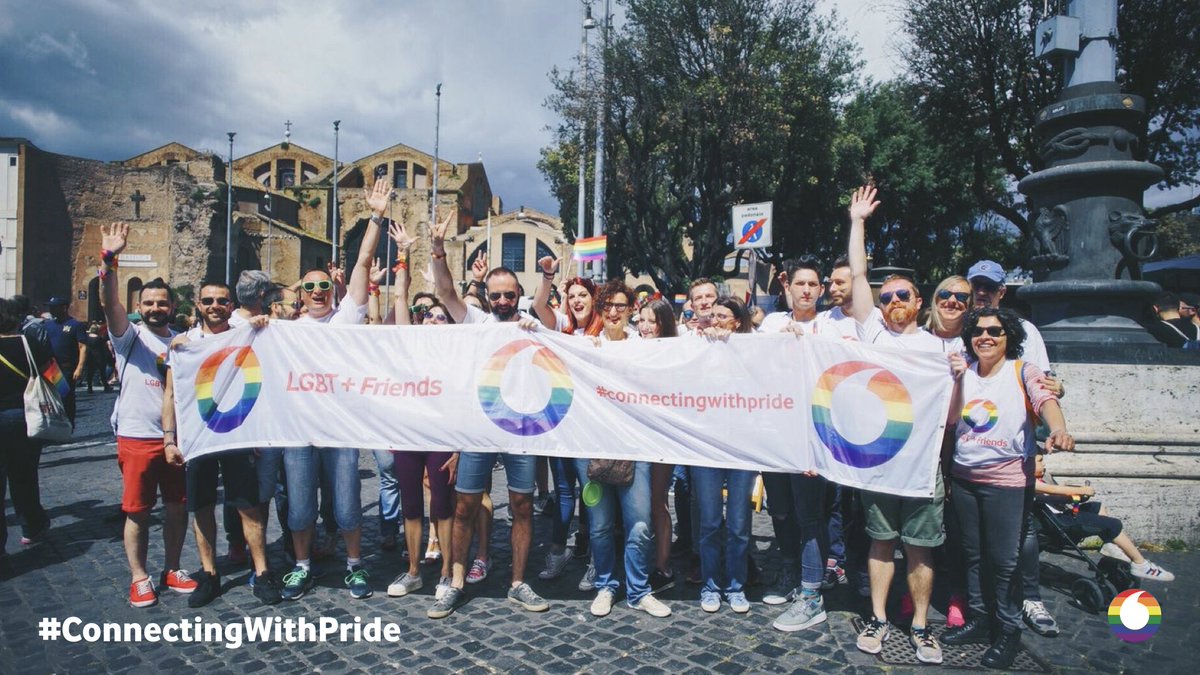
[462,303,531,324]
[110,323,175,439]
[1021,319,1050,372]
[818,306,859,341]
[932,334,965,354]
[758,310,853,339]
[856,309,946,353]
[297,297,366,325]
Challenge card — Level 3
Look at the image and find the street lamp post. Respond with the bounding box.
[226,132,235,284]
[592,0,610,279]
[332,120,340,268]
[432,84,442,234]
[578,1,596,277]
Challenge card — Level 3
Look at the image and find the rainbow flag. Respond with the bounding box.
[573,236,607,262]
[42,360,70,398]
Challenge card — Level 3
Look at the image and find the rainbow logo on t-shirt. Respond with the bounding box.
[478,339,573,436]
[41,360,70,399]
[1108,589,1161,643]
[195,346,262,433]
[812,361,913,468]
[961,398,999,433]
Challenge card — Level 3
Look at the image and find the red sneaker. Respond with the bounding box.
[946,593,967,628]
[130,577,158,608]
[161,569,199,594]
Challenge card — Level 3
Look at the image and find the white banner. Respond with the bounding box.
[171,323,953,497]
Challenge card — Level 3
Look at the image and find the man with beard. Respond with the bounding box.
[99,222,197,608]
[425,205,549,619]
[846,186,946,665]
[266,285,301,321]
[819,255,858,340]
[160,282,279,606]
[279,178,388,602]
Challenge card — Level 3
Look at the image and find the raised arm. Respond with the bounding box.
[847,185,880,323]
[430,207,468,323]
[99,222,131,338]
[389,219,415,326]
[367,258,385,324]
[531,256,560,329]
[345,178,390,307]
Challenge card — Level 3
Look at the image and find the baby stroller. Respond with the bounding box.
[1033,494,1134,613]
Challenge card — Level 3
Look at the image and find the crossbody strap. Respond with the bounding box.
[0,345,29,379]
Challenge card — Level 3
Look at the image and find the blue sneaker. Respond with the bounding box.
[700,590,721,613]
[727,591,750,614]
[345,565,373,599]
[281,566,314,601]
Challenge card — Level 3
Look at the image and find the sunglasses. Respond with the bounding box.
[970,325,1006,338]
[488,291,518,302]
[603,302,629,312]
[301,280,333,292]
[409,304,433,315]
[199,297,231,306]
[272,300,302,311]
[424,312,449,323]
[937,290,970,303]
[879,289,912,304]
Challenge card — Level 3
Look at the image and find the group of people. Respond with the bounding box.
[0,181,1179,671]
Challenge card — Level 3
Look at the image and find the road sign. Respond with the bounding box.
[732,202,772,249]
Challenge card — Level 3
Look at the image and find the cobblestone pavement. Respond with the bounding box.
[1,391,1194,673]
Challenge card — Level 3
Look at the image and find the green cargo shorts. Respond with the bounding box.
[861,471,945,548]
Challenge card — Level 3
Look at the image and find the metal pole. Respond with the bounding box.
[486,212,492,269]
[226,132,235,284]
[332,120,340,267]
[432,84,442,236]
[592,0,610,279]
[577,3,592,278]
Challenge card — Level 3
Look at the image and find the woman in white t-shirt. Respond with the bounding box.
[924,275,970,354]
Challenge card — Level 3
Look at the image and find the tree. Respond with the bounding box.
[900,0,1200,234]
[541,0,858,294]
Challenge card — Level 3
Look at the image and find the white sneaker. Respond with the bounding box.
[387,572,423,597]
[434,575,452,600]
[590,588,615,617]
[630,593,672,617]
[578,563,597,592]
[1131,560,1175,582]
[1099,542,1132,563]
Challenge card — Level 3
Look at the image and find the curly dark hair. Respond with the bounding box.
[962,307,1026,360]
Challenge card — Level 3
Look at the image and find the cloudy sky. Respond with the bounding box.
[0,0,904,215]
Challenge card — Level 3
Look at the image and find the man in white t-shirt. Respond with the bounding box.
[966,260,1060,393]
[99,222,198,609]
[760,256,828,335]
[426,203,549,619]
[162,281,279,606]
[819,255,858,340]
[279,178,387,603]
[846,187,946,664]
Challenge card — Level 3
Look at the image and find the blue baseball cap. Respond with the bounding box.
[47,296,70,306]
[967,260,1005,284]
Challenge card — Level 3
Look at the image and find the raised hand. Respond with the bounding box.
[538,255,560,276]
[369,258,386,285]
[327,263,347,287]
[364,178,393,216]
[431,207,454,246]
[101,222,130,256]
[848,185,881,223]
[388,218,415,253]
[471,252,488,281]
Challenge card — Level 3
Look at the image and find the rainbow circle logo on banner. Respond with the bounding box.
[812,361,913,468]
[195,346,262,433]
[961,398,999,433]
[1108,589,1161,643]
[478,340,573,436]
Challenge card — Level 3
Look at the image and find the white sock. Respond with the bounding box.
[296,559,311,572]
[347,557,361,571]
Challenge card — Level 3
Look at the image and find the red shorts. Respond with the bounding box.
[117,436,187,513]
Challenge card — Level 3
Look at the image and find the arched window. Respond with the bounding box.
[535,240,555,265]
[253,162,272,187]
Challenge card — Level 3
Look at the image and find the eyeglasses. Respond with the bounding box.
[879,289,912,304]
[301,280,333,292]
[272,300,302,311]
[970,325,1006,338]
[603,302,629,312]
[937,290,970,303]
[199,297,231,306]
[682,309,695,320]
[488,291,518,302]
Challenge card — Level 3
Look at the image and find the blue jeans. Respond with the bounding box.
[550,457,587,548]
[692,467,756,595]
[284,447,362,532]
[455,452,535,495]
[372,449,400,537]
[575,460,653,603]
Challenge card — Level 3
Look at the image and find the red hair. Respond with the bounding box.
[562,277,603,336]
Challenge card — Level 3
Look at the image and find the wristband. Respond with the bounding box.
[393,261,408,272]
[368,283,380,293]
[101,249,117,265]
[370,213,384,225]
[431,250,447,260]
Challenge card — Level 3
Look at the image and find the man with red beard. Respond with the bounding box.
[98,222,197,608]
[846,186,946,665]
[161,282,278,606]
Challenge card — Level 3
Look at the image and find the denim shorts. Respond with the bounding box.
[862,471,946,547]
[455,452,536,495]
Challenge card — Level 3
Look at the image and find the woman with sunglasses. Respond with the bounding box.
[637,298,684,593]
[941,307,1074,668]
[692,296,758,614]
[924,276,971,353]
[569,280,671,618]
